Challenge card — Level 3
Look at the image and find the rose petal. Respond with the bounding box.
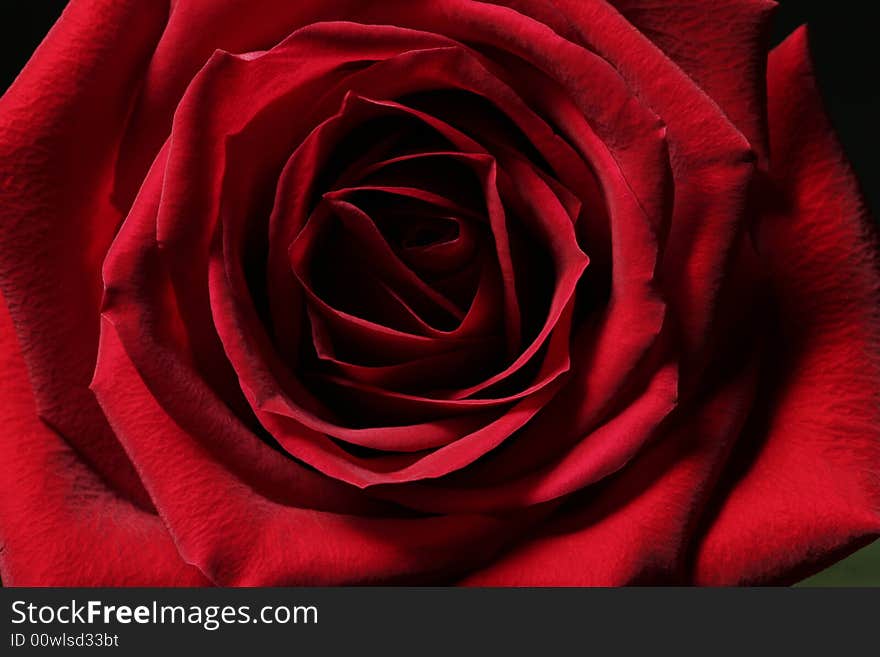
[0,0,166,508]
[607,0,776,160]
[460,349,759,584]
[692,28,880,585]
[93,315,546,585]
[0,293,207,586]
[540,0,758,378]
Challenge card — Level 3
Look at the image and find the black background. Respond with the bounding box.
[0,0,877,218]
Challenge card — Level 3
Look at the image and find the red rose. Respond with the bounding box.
[1,0,878,586]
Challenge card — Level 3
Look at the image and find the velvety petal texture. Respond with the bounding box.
[0,295,207,585]
[693,28,880,585]
[0,0,877,585]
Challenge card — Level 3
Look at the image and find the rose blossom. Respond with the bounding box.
[0,0,878,585]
